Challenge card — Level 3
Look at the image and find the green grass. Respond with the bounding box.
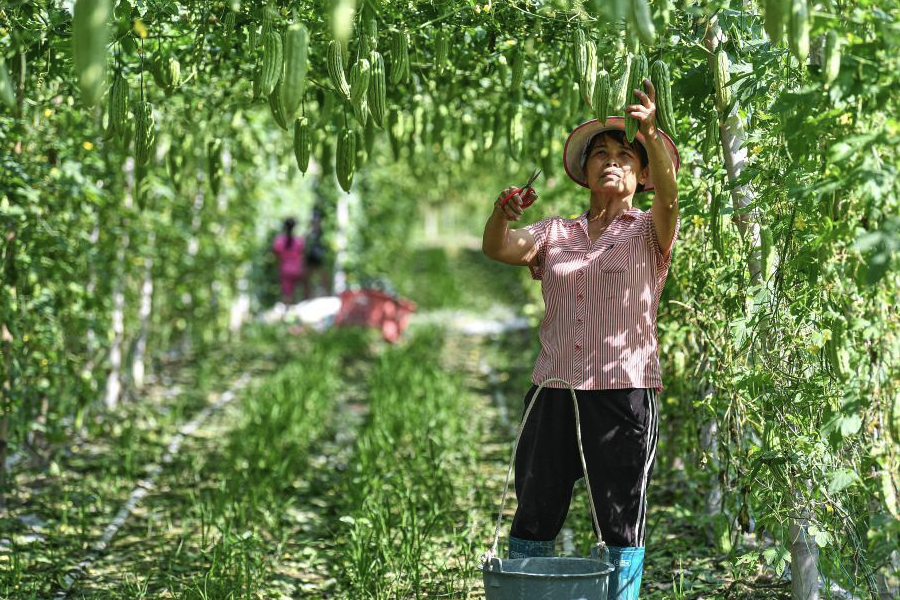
[0,325,348,599]
[93,328,361,599]
[331,327,483,598]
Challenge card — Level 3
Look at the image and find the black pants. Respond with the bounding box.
[510,385,660,547]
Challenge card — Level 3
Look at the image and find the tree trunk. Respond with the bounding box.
[131,231,154,390]
[704,18,819,599]
[85,222,100,391]
[334,188,351,295]
[104,157,135,409]
[704,20,762,277]
[700,408,722,517]
[181,175,207,354]
[229,276,251,335]
[789,518,820,600]
[871,485,900,599]
[876,549,900,600]
[209,150,229,324]
[104,257,127,409]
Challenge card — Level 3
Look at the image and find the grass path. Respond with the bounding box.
[2,322,793,599]
[57,328,365,599]
[1,329,288,599]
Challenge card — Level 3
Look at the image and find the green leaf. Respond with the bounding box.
[731,317,748,350]
[839,414,862,438]
[762,545,790,577]
[828,142,853,163]
[827,468,859,494]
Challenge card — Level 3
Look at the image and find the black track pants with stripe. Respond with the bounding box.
[509,386,660,548]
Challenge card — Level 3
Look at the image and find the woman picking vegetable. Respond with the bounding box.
[482,77,680,600]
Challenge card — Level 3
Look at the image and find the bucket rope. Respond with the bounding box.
[485,378,605,562]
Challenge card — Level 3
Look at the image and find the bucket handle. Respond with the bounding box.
[484,378,605,563]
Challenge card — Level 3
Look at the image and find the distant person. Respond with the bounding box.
[272,217,305,304]
[303,208,330,299]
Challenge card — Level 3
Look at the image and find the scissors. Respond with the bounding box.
[499,168,542,208]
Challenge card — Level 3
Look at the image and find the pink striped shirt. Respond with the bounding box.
[525,208,679,391]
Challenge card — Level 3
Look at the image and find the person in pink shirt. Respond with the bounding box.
[482,79,680,599]
[272,217,305,304]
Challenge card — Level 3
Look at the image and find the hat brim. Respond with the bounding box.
[563,117,680,192]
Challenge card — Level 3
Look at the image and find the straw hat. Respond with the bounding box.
[563,117,680,192]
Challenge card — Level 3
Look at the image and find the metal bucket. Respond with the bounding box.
[482,554,614,600]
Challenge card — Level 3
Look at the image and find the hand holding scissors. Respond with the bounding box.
[499,168,542,208]
[495,168,541,221]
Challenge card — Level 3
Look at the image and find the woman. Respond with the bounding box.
[303,207,330,299]
[272,217,305,304]
[482,79,680,600]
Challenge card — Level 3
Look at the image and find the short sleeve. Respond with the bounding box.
[639,210,680,271]
[524,217,553,280]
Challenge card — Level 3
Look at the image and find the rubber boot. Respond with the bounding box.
[507,535,556,559]
[606,546,645,600]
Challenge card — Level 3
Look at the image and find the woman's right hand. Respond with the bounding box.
[494,187,537,221]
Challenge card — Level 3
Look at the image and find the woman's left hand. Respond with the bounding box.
[626,78,658,138]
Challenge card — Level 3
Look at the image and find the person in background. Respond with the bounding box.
[303,207,330,299]
[272,217,305,304]
[481,78,680,600]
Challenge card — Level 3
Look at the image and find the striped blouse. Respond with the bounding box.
[525,208,679,391]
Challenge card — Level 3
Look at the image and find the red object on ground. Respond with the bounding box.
[335,290,417,343]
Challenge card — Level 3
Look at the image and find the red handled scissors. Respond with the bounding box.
[499,168,542,208]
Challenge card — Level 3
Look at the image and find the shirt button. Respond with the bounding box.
[575,343,581,350]
[577,294,584,299]
[577,317,584,323]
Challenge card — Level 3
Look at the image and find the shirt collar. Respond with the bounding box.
[577,207,643,228]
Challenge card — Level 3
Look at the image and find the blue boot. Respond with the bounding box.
[508,535,556,559]
[606,546,645,600]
